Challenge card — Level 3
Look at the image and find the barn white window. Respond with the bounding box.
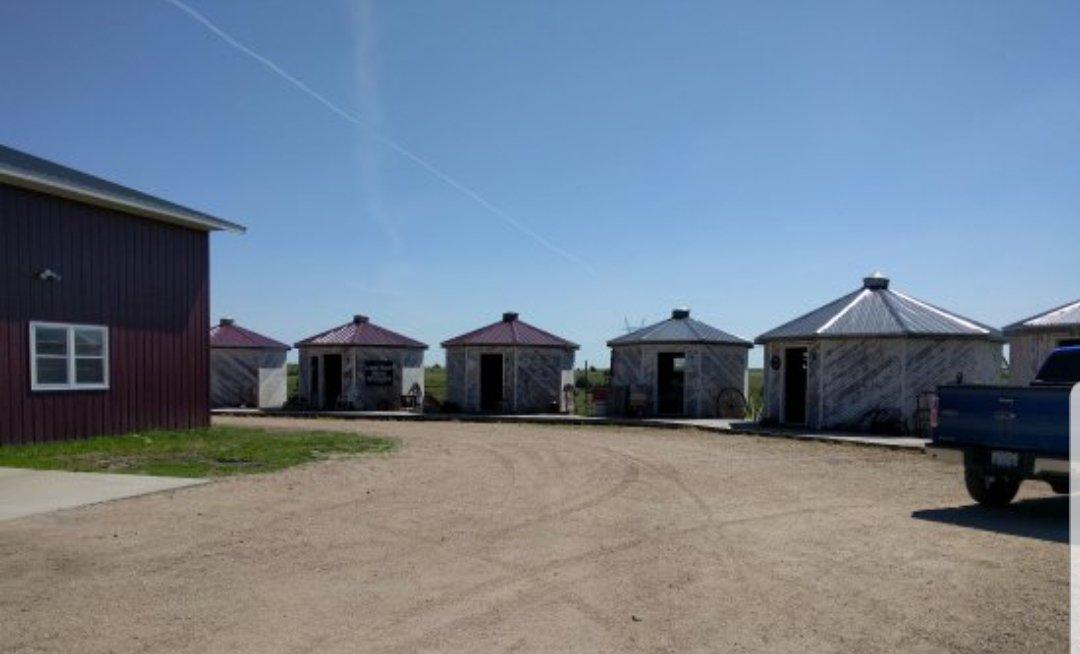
[29,322,109,391]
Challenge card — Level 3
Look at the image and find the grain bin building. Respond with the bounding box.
[443,312,577,413]
[209,318,289,409]
[756,273,1004,432]
[1003,300,1080,385]
[0,144,244,445]
[607,308,752,417]
[295,315,426,410]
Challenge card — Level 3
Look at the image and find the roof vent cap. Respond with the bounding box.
[353,314,369,324]
[672,307,691,319]
[502,312,519,322]
[219,317,235,327]
[863,271,890,290]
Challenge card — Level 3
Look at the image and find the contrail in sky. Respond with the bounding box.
[163,0,594,274]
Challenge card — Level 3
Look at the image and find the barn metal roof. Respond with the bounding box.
[755,273,1003,343]
[607,308,752,347]
[442,312,579,349]
[209,319,289,350]
[0,144,245,233]
[296,315,427,349]
[1002,299,1080,335]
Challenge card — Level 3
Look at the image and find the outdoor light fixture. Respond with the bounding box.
[36,268,61,282]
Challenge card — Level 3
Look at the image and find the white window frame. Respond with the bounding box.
[29,321,110,391]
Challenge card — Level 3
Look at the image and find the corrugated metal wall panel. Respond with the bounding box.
[0,182,210,445]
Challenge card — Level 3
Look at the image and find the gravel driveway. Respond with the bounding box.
[0,417,1067,653]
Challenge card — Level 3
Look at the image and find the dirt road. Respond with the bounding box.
[0,418,1067,653]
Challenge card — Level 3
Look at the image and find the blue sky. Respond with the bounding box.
[2,1,1077,366]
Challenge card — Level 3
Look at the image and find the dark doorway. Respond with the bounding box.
[480,354,504,412]
[309,357,319,405]
[783,347,808,425]
[657,352,686,415]
[323,354,342,409]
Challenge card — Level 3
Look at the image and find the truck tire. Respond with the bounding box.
[964,465,1021,507]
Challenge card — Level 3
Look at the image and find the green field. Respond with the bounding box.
[425,365,447,403]
[287,362,299,398]
[0,426,395,478]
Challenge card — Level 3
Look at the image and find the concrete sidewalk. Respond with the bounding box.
[213,408,929,451]
[0,468,208,521]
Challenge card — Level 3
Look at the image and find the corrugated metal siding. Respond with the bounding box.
[610,343,748,417]
[444,345,574,413]
[210,348,287,408]
[297,346,424,410]
[0,182,210,444]
[1008,328,1080,385]
[763,337,1002,431]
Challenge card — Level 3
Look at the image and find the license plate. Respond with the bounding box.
[991,450,1020,468]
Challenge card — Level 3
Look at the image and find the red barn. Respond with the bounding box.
[0,145,244,444]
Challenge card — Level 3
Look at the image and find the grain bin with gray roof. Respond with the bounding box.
[1003,299,1080,385]
[607,308,752,417]
[755,273,1004,433]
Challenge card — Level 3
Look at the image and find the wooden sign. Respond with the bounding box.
[363,360,394,386]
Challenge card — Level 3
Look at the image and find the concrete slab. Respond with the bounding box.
[0,468,208,521]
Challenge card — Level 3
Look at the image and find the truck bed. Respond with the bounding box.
[933,384,1069,458]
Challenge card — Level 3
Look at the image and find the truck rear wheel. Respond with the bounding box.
[964,465,1021,507]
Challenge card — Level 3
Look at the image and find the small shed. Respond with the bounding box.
[607,308,752,417]
[209,318,289,409]
[756,273,1004,432]
[443,312,577,413]
[295,315,427,410]
[1003,300,1080,385]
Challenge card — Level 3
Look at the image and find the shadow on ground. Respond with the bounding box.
[912,496,1069,544]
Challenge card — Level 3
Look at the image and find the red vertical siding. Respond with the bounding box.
[0,182,210,445]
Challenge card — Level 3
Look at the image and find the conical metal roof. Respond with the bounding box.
[1002,299,1080,335]
[442,313,578,349]
[210,318,290,350]
[755,274,1003,344]
[296,315,427,349]
[608,308,751,347]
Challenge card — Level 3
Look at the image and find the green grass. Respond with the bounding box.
[747,368,764,420]
[425,365,447,403]
[287,362,299,398]
[0,426,396,478]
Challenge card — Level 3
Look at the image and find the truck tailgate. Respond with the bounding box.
[934,385,1069,458]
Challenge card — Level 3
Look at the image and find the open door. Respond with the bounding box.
[323,354,342,409]
[480,354,503,412]
[783,347,808,425]
[657,352,686,416]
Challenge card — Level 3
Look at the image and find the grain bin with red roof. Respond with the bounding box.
[442,312,577,413]
[209,318,290,409]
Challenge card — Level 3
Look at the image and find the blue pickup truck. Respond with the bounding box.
[928,346,1078,506]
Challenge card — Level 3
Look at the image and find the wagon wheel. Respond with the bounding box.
[716,387,747,419]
